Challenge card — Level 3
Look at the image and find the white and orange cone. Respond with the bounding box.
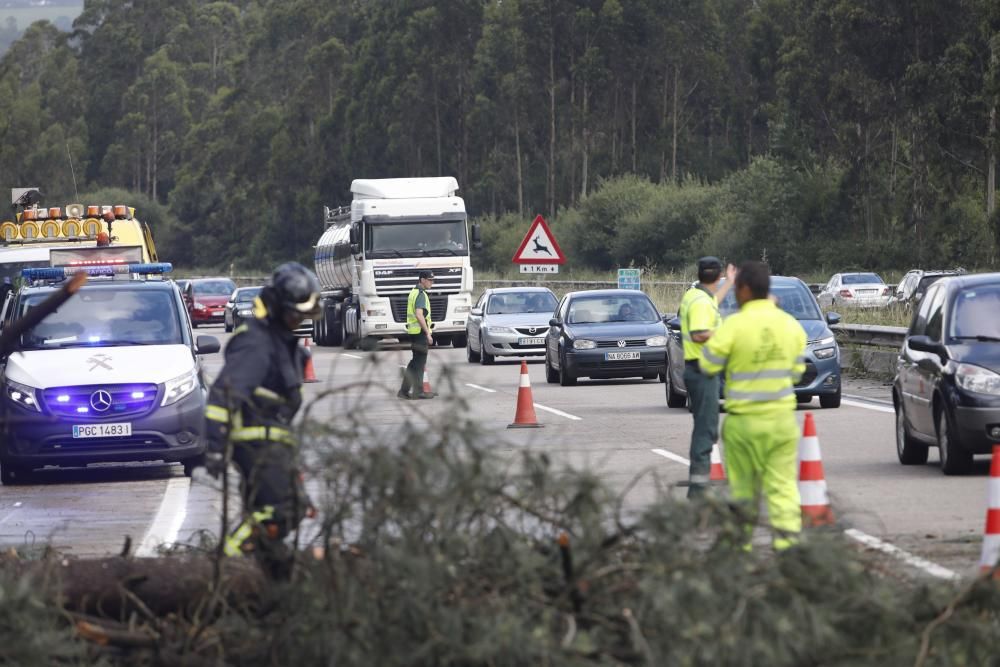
[798,412,835,526]
[508,360,542,428]
[303,337,319,383]
[978,445,1000,576]
[709,443,727,483]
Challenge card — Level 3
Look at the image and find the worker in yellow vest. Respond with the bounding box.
[677,257,734,497]
[398,270,437,399]
[699,261,807,550]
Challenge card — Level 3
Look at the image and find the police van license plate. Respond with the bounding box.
[518,337,545,346]
[73,423,132,438]
[605,351,640,361]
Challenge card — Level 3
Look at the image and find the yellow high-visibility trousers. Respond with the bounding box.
[722,411,801,550]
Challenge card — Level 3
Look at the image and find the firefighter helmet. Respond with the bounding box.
[271,262,321,317]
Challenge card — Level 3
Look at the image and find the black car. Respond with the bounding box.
[225,285,263,332]
[664,276,842,408]
[893,273,1000,474]
[544,289,667,386]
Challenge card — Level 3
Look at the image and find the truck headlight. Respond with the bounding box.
[454,305,471,313]
[365,309,387,317]
[645,335,667,347]
[5,379,40,412]
[814,347,837,360]
[573,339,597,350]
[162,368,199,406]
[954,363,1000,396]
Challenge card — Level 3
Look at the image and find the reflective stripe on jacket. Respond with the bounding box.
[698,299,806,415]
[405,286,432,335]
[679,285,721,360]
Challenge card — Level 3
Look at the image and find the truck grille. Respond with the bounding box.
[374,268,462,296]
[42,384,159,419]
[390,295,450,324]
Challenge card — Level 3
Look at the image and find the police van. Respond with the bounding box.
[0,247,219,484]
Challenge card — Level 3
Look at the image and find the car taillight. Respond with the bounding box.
[839,289,852,298]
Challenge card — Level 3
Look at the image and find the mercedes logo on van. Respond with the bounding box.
[90,390,112,412]
[617,340,627,348]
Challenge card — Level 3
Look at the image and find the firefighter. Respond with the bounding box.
[698,261,807,550]
[201,261,320,577]
[398,269,437,400]
[677,257,734,498]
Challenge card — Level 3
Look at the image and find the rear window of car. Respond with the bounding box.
[234,287,262,302]
[193,279,236,296]
[842,273,884,285]
[567,295,658,324]
[949,285,1000,339]
[488,291,557,314]
[718,281,821,320]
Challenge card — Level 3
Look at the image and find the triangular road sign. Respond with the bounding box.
[512,215,566,264]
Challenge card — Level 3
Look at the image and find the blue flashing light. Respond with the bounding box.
[56,395,70,403]
[22,262,173,282]
[131,391,145,399]
[76,406,89,414]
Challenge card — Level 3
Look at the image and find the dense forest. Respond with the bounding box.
[0,0,997,274]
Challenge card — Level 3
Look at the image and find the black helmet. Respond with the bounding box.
[271,262,321,317]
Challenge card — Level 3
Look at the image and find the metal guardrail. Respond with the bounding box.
[832,324,906,348]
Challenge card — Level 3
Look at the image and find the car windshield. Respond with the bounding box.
[567,295,658,324]
[488,291,557,315]
[842,273,883,285]
[234,287,262,303]
[193,279,236,296]
[949,285,1000,340]
[19,287,184,349]
[717,280,822,320]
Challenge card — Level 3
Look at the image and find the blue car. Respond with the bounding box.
[545,289,668,386]
[664,276,842,408]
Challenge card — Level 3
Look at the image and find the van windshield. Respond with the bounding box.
[19,287,183,350]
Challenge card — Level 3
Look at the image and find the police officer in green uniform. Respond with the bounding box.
[678,257,734,498]
[398,269,437,400]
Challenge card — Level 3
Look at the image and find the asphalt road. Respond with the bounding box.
[0,326,990,578]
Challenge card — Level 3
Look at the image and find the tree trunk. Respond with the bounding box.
[433,75,442,176]
[581,80,589,199]
[671,62,679,184]
[569,62,577,205]
[515,102,524,217]
[548,36,556,217]
[631,80,638,173]
[989,39,998,219]
[660,68,669,183]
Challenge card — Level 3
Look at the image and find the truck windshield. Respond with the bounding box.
[365,220,468,258]
[18,287,184,350]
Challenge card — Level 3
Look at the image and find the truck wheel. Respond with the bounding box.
[342,311,357,350]
[328,308,342,346]
[452,335,467,348]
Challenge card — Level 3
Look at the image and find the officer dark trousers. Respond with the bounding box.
[684,361,719,498]
[401,333,429,395]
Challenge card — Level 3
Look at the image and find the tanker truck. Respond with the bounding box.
[312,177,479,349]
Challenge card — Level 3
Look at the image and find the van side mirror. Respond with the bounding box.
[471,223,482,250]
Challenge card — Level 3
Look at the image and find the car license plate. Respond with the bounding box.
[518,337,545,346]
[605,351,640,361]
[73,423,132,438]
[857,290,877,295]
[213,309,225,315]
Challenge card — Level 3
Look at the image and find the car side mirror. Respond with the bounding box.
[907,335,944,357]
[196,335,221,355]
[471,223,482,250]
[470,307,482,316]
[665,315,681,330]
[549,317,561,327]
[825,312,841,326]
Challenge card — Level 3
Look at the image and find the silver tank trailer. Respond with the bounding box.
[314,223,353,293]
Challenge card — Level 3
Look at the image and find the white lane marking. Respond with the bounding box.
[136,476,191,557]
[533,403,582,421]
[844,528,960,581]
[842,398,894,414]
[465,383,497,393]
[342,353,364,360]
[843,392,893,406]
[651,448,691,466]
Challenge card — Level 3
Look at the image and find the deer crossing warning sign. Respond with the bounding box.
[512,215,566,274]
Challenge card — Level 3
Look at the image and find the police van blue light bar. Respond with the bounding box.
[22,262,173,281]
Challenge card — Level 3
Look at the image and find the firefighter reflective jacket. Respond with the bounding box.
[698,298,806,415]
[205,301,305,448]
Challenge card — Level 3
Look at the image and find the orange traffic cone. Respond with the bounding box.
[798,412,834,526]
[303,337,319,383]
[978,445,1000,576]
[508,360,542,429]
[709,443,726,483]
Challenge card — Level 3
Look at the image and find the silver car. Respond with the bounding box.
[817,272,892,308]
[466,287,558,364]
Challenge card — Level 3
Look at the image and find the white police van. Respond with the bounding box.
[0,247,219,484]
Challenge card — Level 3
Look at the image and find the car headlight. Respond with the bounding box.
[645,335,667,347]
[814,347,837,359]
[811,336,835,346]
[485,326,516,334]
[454,305,471,313]
[194,301,207,310]
[162,368,199,406]
[237,308,253,317]
[573,339,597,350]
[5,379,40,412]
[954,363,1000,396]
